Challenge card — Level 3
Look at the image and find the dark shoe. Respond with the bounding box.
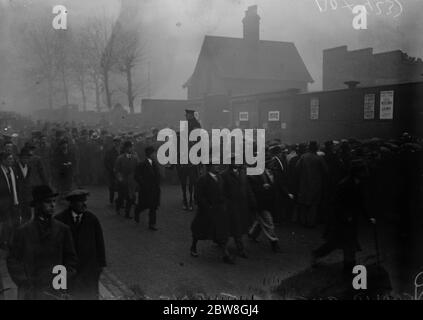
[182,205,188,211]
[223,255,235,265]
[149,226,158,231]
[190,247,199,257]
[271,241,281,253]
[238,251,248,259]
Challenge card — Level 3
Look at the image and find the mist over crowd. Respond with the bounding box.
[1,0,423,114]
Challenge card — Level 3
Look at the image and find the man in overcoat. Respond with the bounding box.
[191,160,233,263]
[134,146,161,230]
[114,141,139,218]
[295,141,328,228]
[104,137,121,205]
[7,185,78,300]
[312,160,376,275]
[221,157,256,258]
[55,189,106,300]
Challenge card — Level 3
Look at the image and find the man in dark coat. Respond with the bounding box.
[55,189,106,300]
[221,158,256,258]
[51,139,76,197]
[114,141,139,218]
[134,146,161,230]
[268,145,293,223]
[190,161,233,264]
[104,137,121,205]
[15,148,34,224]
[295,141,328,228]
[0,151,19,246]
[312,160,376,275]
[7,185,78,300]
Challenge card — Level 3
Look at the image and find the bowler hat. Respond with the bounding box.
[30,185,58,206]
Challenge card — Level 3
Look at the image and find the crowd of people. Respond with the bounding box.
[1,111,422,299]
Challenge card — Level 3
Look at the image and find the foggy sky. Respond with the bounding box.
[1,0,423,112]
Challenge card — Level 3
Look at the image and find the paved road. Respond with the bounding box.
[88,185,389,299]
[1,184,410,300]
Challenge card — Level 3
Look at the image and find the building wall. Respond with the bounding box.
[228,82,423,143]
[143,82,423,143]
[323,46,423,91]
[141,99,204,130]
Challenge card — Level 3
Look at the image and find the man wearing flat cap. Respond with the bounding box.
[55,189,106,300]
[7,185,78,300]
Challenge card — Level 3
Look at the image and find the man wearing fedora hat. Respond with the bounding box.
[7,185,78,300]
[55,189,106,300]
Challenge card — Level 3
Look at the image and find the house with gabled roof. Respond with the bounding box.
[183,5,313,100]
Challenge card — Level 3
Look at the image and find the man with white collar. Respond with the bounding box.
[0,152,19,247]
[7,185,78,300]
[55,189,106,300]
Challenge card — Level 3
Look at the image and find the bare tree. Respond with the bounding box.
[22,18,62,110]
[114,24,146,114]
[69,31,91,111]
[80,15,119,112]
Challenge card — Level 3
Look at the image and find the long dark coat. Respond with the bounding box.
[114,153,139,197]
[134,159,161,211]
[221,168,256,238]
[104,147,120,187]
[191,173,229,242]
[0,168,14,244]
[55,209,106,300]
[296,152,328,206]
[324,176,369,252]
[51,149,76,193]
[7,218,78,300]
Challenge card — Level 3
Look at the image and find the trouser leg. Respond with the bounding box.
[258,210,279,242]
[125,194,134,218]
[149,209,157,227]
[343,246,356,275]
[248,221,261,240]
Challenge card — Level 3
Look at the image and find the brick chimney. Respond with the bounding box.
[242,5,260,43]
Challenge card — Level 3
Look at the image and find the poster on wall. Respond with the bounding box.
[268,111,280,122]
[239,111,249,121]
[310,98,319,120]
[380,91,394,120]
[364,94,375,120]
